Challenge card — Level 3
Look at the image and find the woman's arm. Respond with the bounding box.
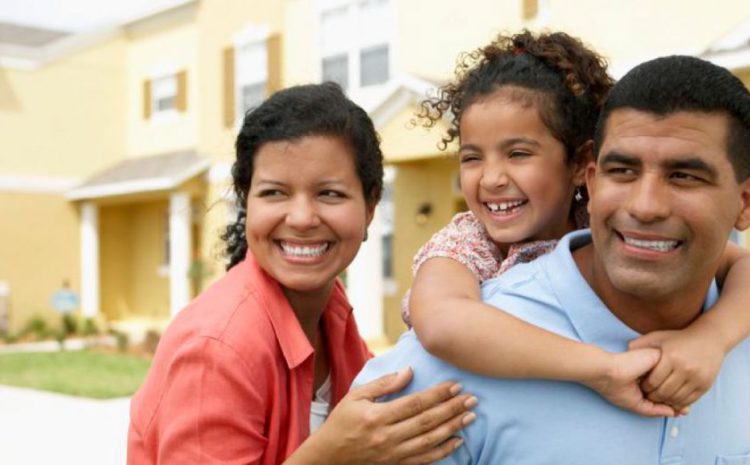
[410,257,674,417]
[630,242,750,411]
[286,367,476,465]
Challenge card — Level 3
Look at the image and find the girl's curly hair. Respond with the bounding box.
[418,30,614,159]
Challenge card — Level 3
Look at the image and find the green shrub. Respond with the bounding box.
[142,329,161,354]
[82,318,99,336]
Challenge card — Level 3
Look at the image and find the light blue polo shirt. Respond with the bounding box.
[354,230,750,464]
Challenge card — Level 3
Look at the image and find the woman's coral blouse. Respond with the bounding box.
[127,254,371,464]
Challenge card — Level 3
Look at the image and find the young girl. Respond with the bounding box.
[128,83,477,465]
[406,30,750,415]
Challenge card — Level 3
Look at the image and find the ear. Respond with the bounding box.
[734,178,750,231]
[572,141,594,187]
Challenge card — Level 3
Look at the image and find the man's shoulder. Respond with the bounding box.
[354,330,474,395]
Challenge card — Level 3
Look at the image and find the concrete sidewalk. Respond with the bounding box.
[0,385,130,465]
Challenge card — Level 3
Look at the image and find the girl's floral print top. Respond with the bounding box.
[401,208,588,327]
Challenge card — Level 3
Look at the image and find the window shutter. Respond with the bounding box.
[223,46,235,128]
[522,0,538,20]
[266,34,282,96]
[176,70,188,112]
[143,79,152,119]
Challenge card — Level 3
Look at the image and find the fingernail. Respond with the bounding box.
[681,407,691,416]
[462,412,476,425]
[453,438,464,450]
[464,396,478,408]
[449,383,463,395]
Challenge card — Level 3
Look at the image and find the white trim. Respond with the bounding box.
[233,24,271,47]
[0,281,9,297]
[169,192,191,316]
[66,158,210,200]
[80,203,100,318]
[209,162,232,183]
[704,47,750,71]
[367,74,436,127]
[0,175,79,194]
[706,17,750,53]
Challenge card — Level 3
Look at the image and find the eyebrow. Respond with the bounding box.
[459,137,541,152]
[600,151,719,179]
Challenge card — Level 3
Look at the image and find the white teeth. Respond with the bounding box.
[487,200,525,213]
[623,236,679,252]
[280,242,329,257]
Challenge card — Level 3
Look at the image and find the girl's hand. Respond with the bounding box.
[628,325,727,413]
[585,348,676,417]
[291,367,477,465]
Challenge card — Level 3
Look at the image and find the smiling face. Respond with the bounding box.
[459,88,583,254]
[245,135,374,299]
[587,109,750,301]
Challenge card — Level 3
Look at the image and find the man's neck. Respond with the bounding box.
[572,243,708,334]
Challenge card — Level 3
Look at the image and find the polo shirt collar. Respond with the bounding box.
[543,229,718,352]
[239,255,354,370]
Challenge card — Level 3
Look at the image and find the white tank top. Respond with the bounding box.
[309,374,331,433]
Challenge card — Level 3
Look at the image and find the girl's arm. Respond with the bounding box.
[410,257,674,417]
[630,242,750,411]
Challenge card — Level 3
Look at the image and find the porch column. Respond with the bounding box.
[347,207,385,343]
[169,192,192,316]
[80,202,100,318]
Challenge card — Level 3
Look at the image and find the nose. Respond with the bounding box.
[626,174,671,223]
[479,159,510,191]
[285,195,321,230]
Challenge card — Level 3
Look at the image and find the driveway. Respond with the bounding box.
[0,385,130,465]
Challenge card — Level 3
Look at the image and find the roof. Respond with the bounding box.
[0,0,196,69]
[0,22,69,47]
[702,16,750,70]
[66,150,210,201]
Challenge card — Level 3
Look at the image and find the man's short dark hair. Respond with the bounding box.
[594,55,750,181]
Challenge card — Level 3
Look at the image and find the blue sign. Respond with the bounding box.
[51,288,79,314]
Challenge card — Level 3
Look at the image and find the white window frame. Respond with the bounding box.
[233,24,270,126]
[317,0,395,94]
[149,63,182,124]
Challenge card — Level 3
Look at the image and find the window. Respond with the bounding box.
[223,27,282,128]
[236,41,268,117]
[320,0,391,91]
[143,70,187,120]
[152,75,177,113]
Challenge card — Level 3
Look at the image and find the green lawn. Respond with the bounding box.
[0,350,151,399]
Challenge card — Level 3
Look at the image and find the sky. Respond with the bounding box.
[0,0,190,32]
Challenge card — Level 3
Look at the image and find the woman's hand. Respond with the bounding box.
[629,324,727,413]
[289,367,477,465]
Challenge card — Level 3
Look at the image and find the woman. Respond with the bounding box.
[127,82,476,465]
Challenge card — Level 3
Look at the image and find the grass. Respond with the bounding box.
[0,350,151,399]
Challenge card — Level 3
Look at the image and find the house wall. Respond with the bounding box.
[125,6,199,157]
[0,39,127,177]
[100,205,133,320]
[386,157,463,341]
[0,192,80,333]
[128,201,170,319]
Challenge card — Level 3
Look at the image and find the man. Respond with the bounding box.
[355,55,750,464]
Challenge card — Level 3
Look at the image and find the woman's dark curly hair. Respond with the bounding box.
[222,82,384,269]
[418,30,614,160]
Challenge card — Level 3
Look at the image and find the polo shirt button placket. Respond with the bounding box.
[660,417,686,465]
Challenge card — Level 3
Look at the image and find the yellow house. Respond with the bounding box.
[1,0,749,344]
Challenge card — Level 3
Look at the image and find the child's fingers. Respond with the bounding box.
[665,381,695,411]
[640,361,672,394]
[646,372,683,403]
